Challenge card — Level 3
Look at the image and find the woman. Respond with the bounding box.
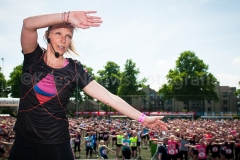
[130,131,138,159]
[186,138,209,160]
[98,140,115,159]
[8,11,168,160]
[122,133,132,160]
[209,137,221,160]
[82,132,94,159]
[189,135,200,160]
[103,128,110,147]
[223,136,235,160]
[168,134,178,160]
[235,134,240,160]
[179,135,189,160]
[73,129,82,158]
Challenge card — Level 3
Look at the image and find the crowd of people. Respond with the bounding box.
[0,115,240,160]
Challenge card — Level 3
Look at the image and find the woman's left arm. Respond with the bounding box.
[83,80,168,131]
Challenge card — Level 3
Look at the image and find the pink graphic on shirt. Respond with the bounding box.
[34,74,57,104]
[168,140,177,155]
[196,145,207,159]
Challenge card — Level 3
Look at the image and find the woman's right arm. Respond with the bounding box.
[21,11,102,54]
[21,13,64,54]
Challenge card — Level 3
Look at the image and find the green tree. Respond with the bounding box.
[0,67,7,97]
[71,64,95,102]
[158,51,219,111]
[70,64,96,112]
[97,61,121,95]
[96,61,121,111]
[235,81,240,95]
[117,59,147,104]
[81,64,95,101]
[7,64,23,98]
[0,107,17,117]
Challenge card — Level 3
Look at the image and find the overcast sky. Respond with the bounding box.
[0,0,239,91]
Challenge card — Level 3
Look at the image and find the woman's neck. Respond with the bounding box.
[44,51,65,68]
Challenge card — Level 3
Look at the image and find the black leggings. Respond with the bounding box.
[9,136,74,160]
[169,154,177,160]
[86,146,93,156]
[93,142,97,151]
[180,150,188,160]
[101,155,108,159]
[74,142,80,152]
[235,147,240,160]
[122,149,131,159]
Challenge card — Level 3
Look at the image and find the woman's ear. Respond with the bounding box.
[45,30,49,39]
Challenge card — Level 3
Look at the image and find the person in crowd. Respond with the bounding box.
[116,131,124,158]
[136,127,142,158]
[130,131,138,159]
[73,129,81,158]
[167,134,179,160]
[103,128,110,147]
[0,140,7,160]
[186,138,209,160]
[235,134,240,160]
[91,131,97,155]
[158,137,169,160]
[122,133,132,160]
[179,135,189,160]
[110,128,117,149]
[189,135,200,160]
[142,127,150,149]
[209,137,221,160]
[221,135,235,160]
[98,140,115,159]
[81,132,94,159]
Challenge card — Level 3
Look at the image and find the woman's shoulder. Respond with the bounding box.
[67,58,83,65]
[23,44,44,61]
[66,58,87,71]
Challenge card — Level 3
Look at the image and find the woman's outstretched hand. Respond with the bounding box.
[68,11,102,29]
[142,116,168,132]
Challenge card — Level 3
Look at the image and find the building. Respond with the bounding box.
[131,84,239,115]
[79,99,100,111]
[67,99,100,112]
[66,84,239,116]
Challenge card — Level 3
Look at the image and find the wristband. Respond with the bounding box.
[138,113,146,123]
[62,12,67,24]
[66,11,70,25]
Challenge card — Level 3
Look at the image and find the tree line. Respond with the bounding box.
[1,51,239,111]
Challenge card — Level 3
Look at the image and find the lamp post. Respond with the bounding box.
[75,86,79,119]
[237,95,240,115]
[228,91,232,113]
[1,58,4,97]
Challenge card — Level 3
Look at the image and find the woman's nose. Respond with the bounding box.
[60,36,66,43]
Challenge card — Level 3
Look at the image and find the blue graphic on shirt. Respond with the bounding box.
[86,137,94,147]
[99,146,107,156]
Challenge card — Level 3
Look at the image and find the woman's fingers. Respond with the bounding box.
[70,11,102,29]
[87,15,102,19]
[87,19,103,23]
[84,11,98,14]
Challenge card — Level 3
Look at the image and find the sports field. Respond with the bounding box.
[74,145,152,160]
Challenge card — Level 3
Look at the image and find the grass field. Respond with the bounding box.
[74,145,153,160]
[0,143,153,160]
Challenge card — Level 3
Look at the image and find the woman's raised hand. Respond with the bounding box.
[143,116,168,132]
[68,11,102,29]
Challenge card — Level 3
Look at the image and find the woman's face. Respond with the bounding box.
[195,136,199,141]
[199,139,204,145]
[48,24,73,55]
